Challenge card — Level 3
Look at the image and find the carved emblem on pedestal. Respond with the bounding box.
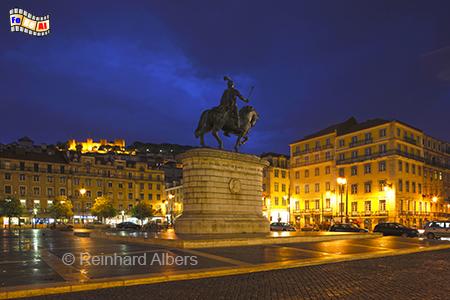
[229,178,241,194]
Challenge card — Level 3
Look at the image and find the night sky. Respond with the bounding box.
[1,0,449,154]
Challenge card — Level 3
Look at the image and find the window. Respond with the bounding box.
[325,152,331,160]
[4,173,11,180]
[325,198,331,209]
[33,175,40,182]
[20,186,26,196]
[47,188,54,197]
[379,128,386,137]
[314,168,320,176]
[19,162,25,171]
[351,202,357,212]
[339,139,345,147]
[351,151,358,158]
[364,182,372,193]
[19,174,25,181]
[60,166,65,174]
[379,200,386,212]
[274,169,279,177]
[351,136,358,144]
[128,182,133,189]
[378,180,386,191]
[351,184,358,194]
[325,166,331,174]
[379,144,387,153]
[315,183,320,192]
[365,132,372,141]
[60,177,66,184]
[85,179,91,186]
[314,154,319,161]
[148,194,153,200]
[295,185,300,194]
[305,200,309,210]
[295,171,299,179]
[405,181,410,192]
[128,193,133,200]
[338,153,345,161]
[418,183,422,194]
[47,164,53,173]
[33,187,40,195]
[325,182,330,191]
[148,183,153,189]
[314,199,320,209]
[378,161,386,172]
[397,128,401,137]
[351,166,358,176]
[47,176,53,183]
[118,183,123,189]
[339,168,345,177]
[4,185,12,194]
[157,184,161,190]
[365,147,372,156]
[304,170,309,178]
[281,184,286,192]
[304,185,310,193]
[365,201,372,212]
[412,164,416,174]
[364,163,371,174]
[98,191,103,197]
[281,170,286,178]
[418,166,422,176]
[274,197,279,206]
[281,197,286,206]
[398,179,403,192]
[274,183,279,192]
[405,162,409,173]
[398,161,402,171]
[34,163,39,172]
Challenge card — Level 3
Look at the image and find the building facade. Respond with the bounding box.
[261,153,291,223]
[0,138,166,226]
[290,118,449,230]
[165,181,183,224]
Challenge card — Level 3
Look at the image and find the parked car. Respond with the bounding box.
[270,222,296,231]
[300,224,320,232]
[116,222,141,230]
[423,221,450,239]
[373,222,418,237]
[329,223,368,232]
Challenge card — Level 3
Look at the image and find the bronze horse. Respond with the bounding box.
[194,105,259,152]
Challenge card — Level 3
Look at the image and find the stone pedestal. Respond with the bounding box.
[175,148,270,234]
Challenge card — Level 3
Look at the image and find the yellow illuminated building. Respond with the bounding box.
[261,153,291,223]
[290,118,449,230]
[67,138,131,154]
[0,139,165,226]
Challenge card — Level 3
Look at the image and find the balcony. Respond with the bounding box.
[349,138,373,148]
[292,143,333,156]
[403,136,417,145]
[336,149,424,165]
[291,156,334,168]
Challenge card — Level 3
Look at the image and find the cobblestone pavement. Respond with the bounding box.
[28,248,450,300]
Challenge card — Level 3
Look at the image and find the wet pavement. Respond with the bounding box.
[1,229,449,294]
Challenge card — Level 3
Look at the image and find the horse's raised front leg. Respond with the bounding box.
[212,131,223,149]
[200,134,206,147]
[234,135,241,152]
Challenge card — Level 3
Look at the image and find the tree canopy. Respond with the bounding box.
[131,202,153,224]
[48,196,73,220]
[91,196,117,222]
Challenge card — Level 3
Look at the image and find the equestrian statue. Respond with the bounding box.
[195,76,259,152]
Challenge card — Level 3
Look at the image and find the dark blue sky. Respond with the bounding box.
[1,0,449,154]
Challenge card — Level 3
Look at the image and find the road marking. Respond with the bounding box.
[269,244,331,256]
[39,249,89,282]
[0,260,33,265]
[176,248,251,266]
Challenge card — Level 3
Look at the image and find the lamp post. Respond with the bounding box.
[337,177,347,223]
[33,208,37,229]
[121,210,125,222]
[79,188,86,224]
[168,194,174,224]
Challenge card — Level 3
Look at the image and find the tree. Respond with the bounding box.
[48,196,73,224]
[0,198,24,229]
[131,202,154,225]
[91,197,117,223]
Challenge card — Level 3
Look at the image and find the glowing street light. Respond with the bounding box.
[337,177,347,223]
[432,196,438,203]
[79,188,87,224]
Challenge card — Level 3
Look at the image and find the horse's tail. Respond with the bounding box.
[195,110,209,138]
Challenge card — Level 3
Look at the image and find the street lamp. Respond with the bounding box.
[432,196,438,203]
[168,194,175,224]
[337,177,347,223]
[121,210,125,222]
[79,188,87,224]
